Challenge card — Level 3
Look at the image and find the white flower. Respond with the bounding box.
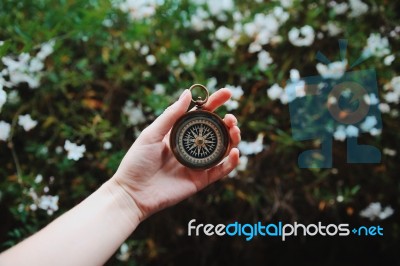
[378,103,390,113]
[290,69,300,82]
[389,76,400,94]
[383,148,396,157]
[345,125,359,137]
[336,195,344,202]
[257,50,273,71]
[55,146,63,154]
[328,96,337,105]
[17,72,40,88]
[348,0,368,18]
[360,116,377,132]
[1,41,53,90]
[279,0,293,8]
[228,169,238,178]
[0,120,11,141]
[272,6,289,24]
[384,54,395,66]
[362,33,390,58]
[283,78,306,103]
[140,45,149,55]
[179,51,196,68]
[34,174,43,183]
[103,141,112,150]
[102,18,113,27]
[190,8,214,31]
[384,91,399,104]
[224,99,239,110]
[207,0,234,16]
[64,140,86,161]
[0,85,6,111]
[243,9,287,49]
[145,54,156,66]
[326,22,342,36]
[7,90,20,104]
[233,11,242,21]
[117,0,159,21]
[18,114,38,131]
[116,243,130,261]
[294,83,306,97]
[237,155,248,171]
[333,125,346,141]
[228,155,249,178]
[288,25,315,47]
[5,53,30,71]
[124,42,132,49]
[122,100,146,126]
[248,42,262,53]
[38,194,59,216]
[206,77,218,92]
[279,93,289,105]
[142,71,150,78]
[267,83,283,100]
[238,133,264,155]
[316,60,347,80]
[37,40,55,60]
[28,58,44,72]
[360,202,394,221]
[243,22,257,37]
[215,26,233,42]
[30,204,38,211]
[363,93,379,105]
[331,2,349,15]
[17,203,24,212]
[154,84,166,95]
[369,128,381,136]
[225,85,243,100]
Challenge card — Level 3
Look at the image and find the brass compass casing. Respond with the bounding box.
[170,84,230,169]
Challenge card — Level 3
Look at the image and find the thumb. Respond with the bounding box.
[140,89,192,143]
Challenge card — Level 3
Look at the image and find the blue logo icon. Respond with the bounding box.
[288,40,382,168]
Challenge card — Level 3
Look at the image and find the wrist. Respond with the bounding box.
[103,178,144,225]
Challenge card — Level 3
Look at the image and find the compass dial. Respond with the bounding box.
[170,110,229,169]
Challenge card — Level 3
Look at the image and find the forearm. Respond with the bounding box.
[0,179,141,266]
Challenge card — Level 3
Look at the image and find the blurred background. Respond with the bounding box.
[0,0,399,265]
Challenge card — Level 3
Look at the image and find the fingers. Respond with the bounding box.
[140,89,192,143]
[202,88,232,112]
[229,126,241,148]
[224,114,240,147]
[223,114,237,127]
[207,148,240,184]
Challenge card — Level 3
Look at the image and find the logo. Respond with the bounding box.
[287,40,382,168]
[188,219,384,241]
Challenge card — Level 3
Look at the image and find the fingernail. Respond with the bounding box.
[179,89,189,100]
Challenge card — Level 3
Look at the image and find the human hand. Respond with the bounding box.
[111,88,241,221]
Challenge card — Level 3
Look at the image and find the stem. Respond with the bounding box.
[7,104,29,185]
[8,140,23,184]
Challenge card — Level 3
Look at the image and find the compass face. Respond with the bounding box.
[170,110,229,169]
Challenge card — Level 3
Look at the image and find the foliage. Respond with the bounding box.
[0,0,399,265]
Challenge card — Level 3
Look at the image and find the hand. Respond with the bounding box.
[111,88,241,221]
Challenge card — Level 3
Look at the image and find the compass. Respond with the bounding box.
[170,84,230,169]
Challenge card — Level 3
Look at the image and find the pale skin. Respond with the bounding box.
[0,88,241,266]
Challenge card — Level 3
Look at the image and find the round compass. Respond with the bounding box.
[170,85,230,169]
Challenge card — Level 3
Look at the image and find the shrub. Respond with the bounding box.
[0,0,399,265]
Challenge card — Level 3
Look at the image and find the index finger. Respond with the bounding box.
[201,88,232,112]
